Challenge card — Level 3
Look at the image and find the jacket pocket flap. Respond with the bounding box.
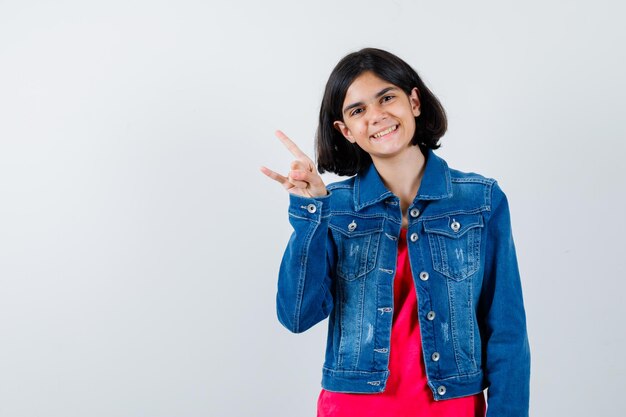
[329,215,384,237]
[423,213,484,238]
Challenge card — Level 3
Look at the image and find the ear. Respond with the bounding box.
[409,87,421,117]
[333,120,356,144]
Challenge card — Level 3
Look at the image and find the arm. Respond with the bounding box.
[479,181,531,417]
[260,130,333,333]
[276,193,335,333]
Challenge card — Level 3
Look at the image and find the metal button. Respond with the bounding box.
[306,204,317,213]
[427,311,436,320]
[450,220,460,232]
[410,208,420,218]
[419,271,429,281]
[348,220,357,232]
[410,232,418,242]
[431,352,440,361]
[437,385,446,395]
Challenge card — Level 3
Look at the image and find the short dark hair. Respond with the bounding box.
[316,48,447,176]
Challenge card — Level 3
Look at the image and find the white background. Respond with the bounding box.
[1,1,625,416]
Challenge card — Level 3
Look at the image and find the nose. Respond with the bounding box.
[369,103,387,124]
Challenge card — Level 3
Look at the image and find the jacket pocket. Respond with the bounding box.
[424,213,484,281]
[329,215,383,281]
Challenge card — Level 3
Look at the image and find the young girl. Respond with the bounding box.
[261,48,530,417]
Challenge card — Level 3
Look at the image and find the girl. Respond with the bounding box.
[261,48,530,417]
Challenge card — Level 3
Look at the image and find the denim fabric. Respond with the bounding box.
[276,148,530,416]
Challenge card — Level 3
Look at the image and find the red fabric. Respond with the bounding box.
[317,228,486,417]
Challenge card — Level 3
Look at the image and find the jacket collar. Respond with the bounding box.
[353,148,453,211]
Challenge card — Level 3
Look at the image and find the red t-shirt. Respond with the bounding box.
[318,228,486,417]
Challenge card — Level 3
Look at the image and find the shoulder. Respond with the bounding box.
[325,176,357,208]
[444,164,507,216]
[448,166,496,186]
[326,176,356,191]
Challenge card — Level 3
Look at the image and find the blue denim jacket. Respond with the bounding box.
[276,148,530,416]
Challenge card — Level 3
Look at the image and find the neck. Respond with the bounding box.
[372,146,427,213]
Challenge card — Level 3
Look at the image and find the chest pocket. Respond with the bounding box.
[424,213,484,281]
[329,215,383,281]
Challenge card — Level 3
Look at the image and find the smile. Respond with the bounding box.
[371,125,398,139]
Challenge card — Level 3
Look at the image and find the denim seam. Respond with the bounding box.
[425,222,483,241]
[329,210,387,219]
[451,177,495,186]
[355,194,395,211]
[358,234,371,277]
[322,367,390,375]
[419,207,488,221]
[447,276,463,375]
[374,271,386,370]
[337,279,345,368]
[329,223,384,237]
[327,184,353,190]
[484,183,490,209]
[292,219,319,333]
[351,278,366,370]
[467,275,477,371]
[388,237,398,372]
[288,212,324,222]
[386,219,402,226]
[429,370,483,382]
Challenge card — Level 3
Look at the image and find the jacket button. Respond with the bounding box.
[410,232,418,242]
[431,352,440,361]
[427,311,436,320]
[419,271,429,281]
[348,220,357,231]
[306,204,317,213]
[410,208,420,218]
[450,220,460,232]
[437,385,446,395]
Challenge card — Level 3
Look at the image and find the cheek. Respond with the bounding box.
[404,117,417,136]
[355,121,369,136]
[346,122,367,139]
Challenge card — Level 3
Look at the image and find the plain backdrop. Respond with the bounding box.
[1,1,625,416]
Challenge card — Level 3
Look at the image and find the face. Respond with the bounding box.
[333,71,421,163]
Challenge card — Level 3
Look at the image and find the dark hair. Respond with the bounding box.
[316,48,447,176]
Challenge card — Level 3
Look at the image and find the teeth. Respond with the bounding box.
[373,125,397,138]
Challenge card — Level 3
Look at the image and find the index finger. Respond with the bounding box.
[275,130,312,162]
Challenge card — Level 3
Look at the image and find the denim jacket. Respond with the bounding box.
[276,148,530,416]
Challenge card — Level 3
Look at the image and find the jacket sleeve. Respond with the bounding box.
[479,181,531,417]
[276,192,335,333]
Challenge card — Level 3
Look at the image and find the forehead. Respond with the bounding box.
[343,71,399,103]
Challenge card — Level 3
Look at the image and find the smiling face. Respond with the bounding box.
[333,71,421,165]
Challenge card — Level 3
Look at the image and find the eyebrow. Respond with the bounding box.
[342,86,398,115]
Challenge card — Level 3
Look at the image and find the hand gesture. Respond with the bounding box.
[260,130,328,198]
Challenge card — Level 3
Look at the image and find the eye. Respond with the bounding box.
[382,95,395,102]
[350,107,364,117]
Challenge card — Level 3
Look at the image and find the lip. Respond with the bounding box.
[370,124,398,140]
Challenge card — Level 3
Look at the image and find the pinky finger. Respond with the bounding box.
[260,166,286,183]
[260,166,294,190]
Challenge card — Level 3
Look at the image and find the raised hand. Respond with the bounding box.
[260,130,328,198]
